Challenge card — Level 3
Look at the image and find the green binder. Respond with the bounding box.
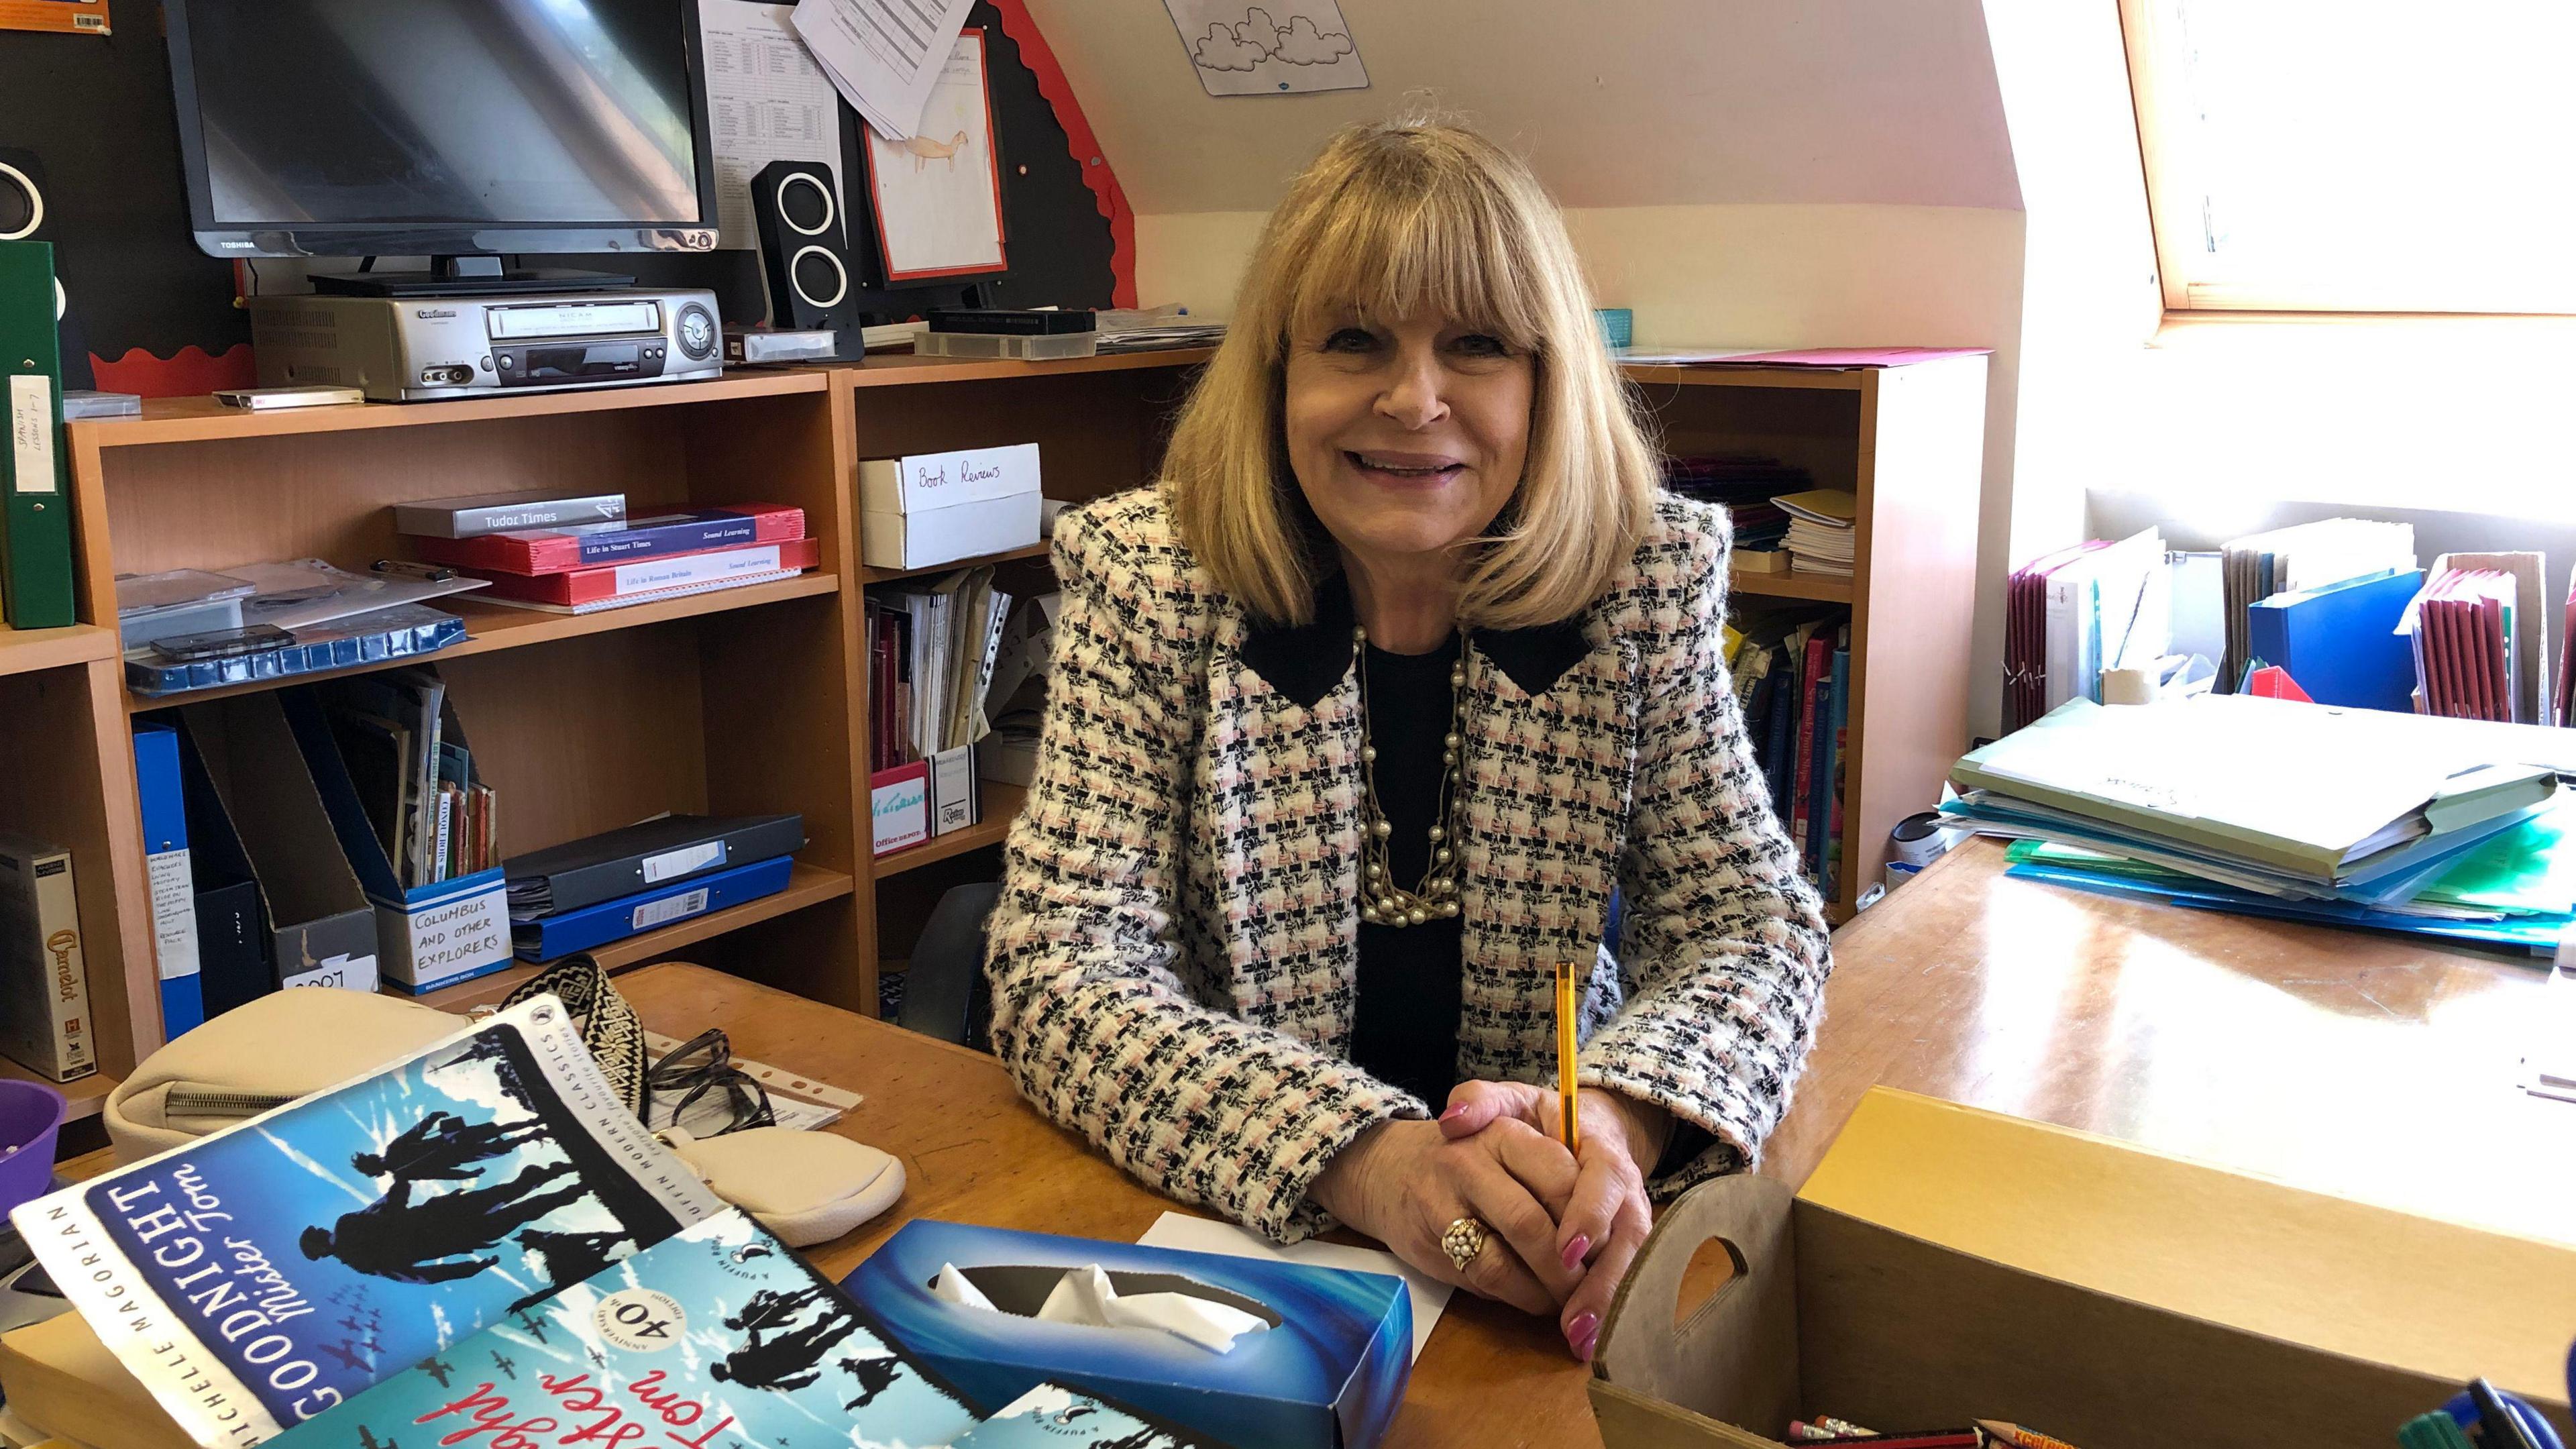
[0,240,75,630]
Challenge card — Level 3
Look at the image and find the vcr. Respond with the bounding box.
[248,290,724,402]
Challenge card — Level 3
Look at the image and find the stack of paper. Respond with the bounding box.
[869,565,1012,770]
[1948,694,2576,951]
[1774,488,1856,576]
[2219,519,2417,691]
[792,0,974,141]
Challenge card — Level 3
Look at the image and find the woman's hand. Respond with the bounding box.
[1307,1114,1586,1316]
[1438,1081,1669,1362]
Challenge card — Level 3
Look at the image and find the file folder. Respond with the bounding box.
[512,853,794,961]
[503,812,805,918]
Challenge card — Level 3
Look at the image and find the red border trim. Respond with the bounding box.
[989,0,1136,308]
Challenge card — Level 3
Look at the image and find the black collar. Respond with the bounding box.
[1236,572,1592,708]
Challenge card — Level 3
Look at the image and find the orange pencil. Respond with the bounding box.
[1554,960,1580,1151]
[1976,1422,2084,1449]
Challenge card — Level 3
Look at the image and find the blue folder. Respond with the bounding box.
[512,853,793,961]
[133,723,205,1037]
[2245,568,2423,713]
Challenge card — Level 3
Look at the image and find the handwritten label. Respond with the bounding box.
[146,849,201,981]
[633,888,710,931]
[282,953,378,993]
[395,887,511,985]
[9,374,56,496]
[642,839,724,883]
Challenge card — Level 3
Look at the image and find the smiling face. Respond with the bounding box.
[1281,309,1534,576]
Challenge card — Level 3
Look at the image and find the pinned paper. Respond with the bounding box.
[1163,1,1368,97]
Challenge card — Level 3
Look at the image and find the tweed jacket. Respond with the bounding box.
[985,486,1833,1243]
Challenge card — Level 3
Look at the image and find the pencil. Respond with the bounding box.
[1554,959,1580,1151]
[1976,1421,2084,1449]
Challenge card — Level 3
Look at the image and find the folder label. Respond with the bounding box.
[146,849,201,981]
[9,374,53,495]
[633,886,710,932]
[642,839,725,883]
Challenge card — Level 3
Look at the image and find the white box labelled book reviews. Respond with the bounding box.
[860,442,1042,570]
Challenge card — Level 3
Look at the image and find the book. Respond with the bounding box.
[1790,632,1829,877]
[266,1211,985,1449]
[462,538,821,606]
[133,722,206,1040]
[0,833,93,1082]
[0,241,75,629]
[1825,642,1851,898]
[392,490,628,539]
[412,503,806,574]
[6,998,728,1448]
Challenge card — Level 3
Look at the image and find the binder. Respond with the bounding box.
[132,722,205,1038]
[502,812,806,918]
[2243,568,2421,714]
[511,853,794,961]
[0,241,74,629]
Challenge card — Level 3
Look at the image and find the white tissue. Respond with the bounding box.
[1038,1264,1271,1352]
[930,1261,997,1311]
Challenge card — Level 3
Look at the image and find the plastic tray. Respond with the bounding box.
[125,604,470,696]
[915,329,1099,361]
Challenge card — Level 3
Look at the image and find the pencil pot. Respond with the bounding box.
[0,1078,66,1212]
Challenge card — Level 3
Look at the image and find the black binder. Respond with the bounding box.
[503,813,806,919]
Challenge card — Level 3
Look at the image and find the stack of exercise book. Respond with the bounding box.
[400,491,817,615]
[1775,489,1858,577]
[1661,453,1808,568]
[1731,610,1851,897]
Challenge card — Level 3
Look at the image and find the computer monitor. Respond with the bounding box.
[165,0,721,294]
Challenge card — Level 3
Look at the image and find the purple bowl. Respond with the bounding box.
[0,1079,68,1214]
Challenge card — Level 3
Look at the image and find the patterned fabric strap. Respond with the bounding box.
[502,953,648,1116]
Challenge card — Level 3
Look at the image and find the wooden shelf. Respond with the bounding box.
[1617,363,1870,392]
[1731,568,1855,604]
[0,623,117,679]
[0,1058,116,1126]
[861,542,1049,584]
[125,572,842,711]
[875,782,1025,877]
[841,350,1212,388]
[69,370,830,449]
[400,862,856,1012]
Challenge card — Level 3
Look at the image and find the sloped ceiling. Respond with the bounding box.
[1019,0,2022,215]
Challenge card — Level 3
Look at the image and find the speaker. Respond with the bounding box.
[0,148,94,390]
[751,160,857,331]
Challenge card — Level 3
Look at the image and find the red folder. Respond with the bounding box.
[467,537,820,606]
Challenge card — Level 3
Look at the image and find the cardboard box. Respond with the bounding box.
[175,698,378,1000]
[859,443,1042,570]
[929,742,977,836]
[1589,1089,2576,1449]
[871,761,929,855]
[845,1220,1411,1449]
[278,689,511,993]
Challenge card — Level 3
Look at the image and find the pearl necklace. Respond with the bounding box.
[1354,625,1467,928]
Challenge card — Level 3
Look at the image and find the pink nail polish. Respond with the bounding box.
[1438,1104,1468,1122]
[1564,1311,1599,1358]
[1578,1322,1601,1362]
[1560,1235,1590,1271]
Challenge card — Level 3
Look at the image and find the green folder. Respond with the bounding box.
[0,240,75,629]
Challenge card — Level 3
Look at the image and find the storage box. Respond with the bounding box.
[859,443,1042,571]
[845,1220,1411,1449]
[174,697,378,1002]
[1589,1088,2576,1449]
[872,761,929,855]
[929,743,977,836]
[278,689,511,994]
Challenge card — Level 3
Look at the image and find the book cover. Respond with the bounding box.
[465,539,820,606]
[413,504,806,575]
[392,491,628,539]
[1804,643,1836,882]
[1790,633,1829,878]
[0,241,75,629]
[9,998,725,1446]
[1764,643,1801,821]
[270,1211,984,1449]
[1825,644,1850,899]
[0,833,93,1082]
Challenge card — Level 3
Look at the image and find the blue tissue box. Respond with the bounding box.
[844,1220,1411,1449]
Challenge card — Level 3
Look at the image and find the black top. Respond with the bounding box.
[1347,632,1467,1108]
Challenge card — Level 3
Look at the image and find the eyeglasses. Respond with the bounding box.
[647,1029,776,1135]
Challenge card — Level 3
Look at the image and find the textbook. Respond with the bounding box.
[6,997,727,1446]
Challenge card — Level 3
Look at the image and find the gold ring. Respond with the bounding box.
[1440,1216,1489,1273]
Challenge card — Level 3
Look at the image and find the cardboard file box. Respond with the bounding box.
[872,761,929,855]
[929,742,977,836]
[859,442,1041,570]
[279,689,511,994]
[846,1220,1411,1449]
[1589,1088,2576,1449]
[174,697,378,1006]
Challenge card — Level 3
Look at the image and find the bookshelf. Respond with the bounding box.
[5,345,1978,1121]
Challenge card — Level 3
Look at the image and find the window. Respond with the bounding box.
[2121,1,2576,313]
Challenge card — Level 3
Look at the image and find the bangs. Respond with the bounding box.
[1275,154,1551,356]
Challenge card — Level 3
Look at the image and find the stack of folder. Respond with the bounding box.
[2002,530,2167,732]
[2400,553,2553,725]
[503,812,805,961]
[2218,519,2416,692]
[1945,695,2576,952]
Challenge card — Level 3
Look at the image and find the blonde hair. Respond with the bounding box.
[1164,117,1658,629]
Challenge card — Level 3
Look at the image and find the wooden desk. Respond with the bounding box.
[63,847,2560,1446]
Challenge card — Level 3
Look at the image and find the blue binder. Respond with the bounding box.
[512,853,794,961]
[133,723,205,1038]
[2245,568,2423,714]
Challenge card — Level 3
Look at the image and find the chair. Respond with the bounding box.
[894,882,1000,1051]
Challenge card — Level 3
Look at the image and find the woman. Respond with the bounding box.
[985,118,1831,1362]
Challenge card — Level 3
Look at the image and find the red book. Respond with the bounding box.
[466,537,820,607]
[1788,632,1829,877]
[416,503,804,574]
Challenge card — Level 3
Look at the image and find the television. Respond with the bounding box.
[165,0,721,294]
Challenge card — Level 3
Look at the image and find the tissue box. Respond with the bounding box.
[845,1220,1411,1449]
